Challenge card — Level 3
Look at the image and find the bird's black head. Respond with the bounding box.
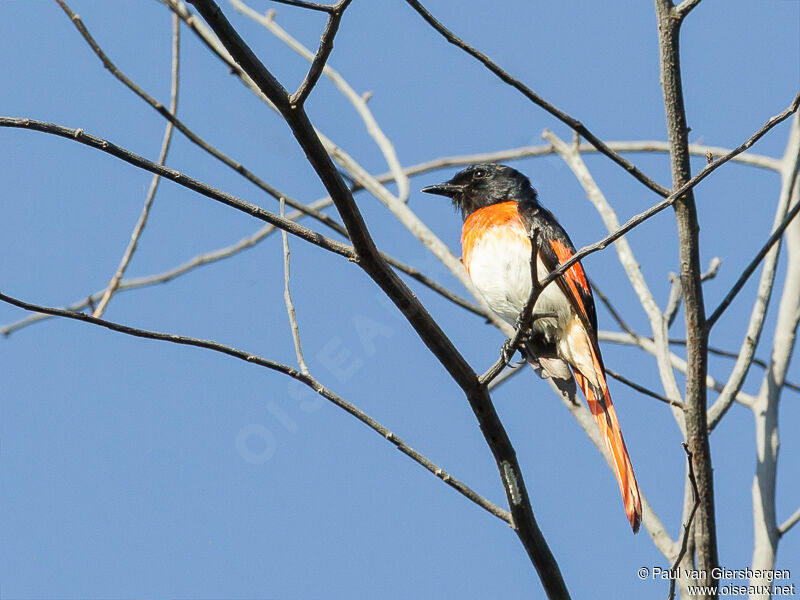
[421,163,537,219]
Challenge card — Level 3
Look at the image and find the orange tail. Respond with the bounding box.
[573,369,642,533]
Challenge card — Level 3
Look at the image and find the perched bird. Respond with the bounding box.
[422,163,642,532]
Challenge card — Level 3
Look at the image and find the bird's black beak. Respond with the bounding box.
[421,182,464,197]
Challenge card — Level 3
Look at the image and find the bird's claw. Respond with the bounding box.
[501,338,518,364]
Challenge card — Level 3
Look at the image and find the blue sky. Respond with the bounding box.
[1,0,798,598]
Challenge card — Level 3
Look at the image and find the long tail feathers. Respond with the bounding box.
[573,369,643,533]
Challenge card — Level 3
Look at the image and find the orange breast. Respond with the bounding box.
[461,201,526,275]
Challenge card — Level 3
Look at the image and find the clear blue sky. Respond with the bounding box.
[1,1,798,598]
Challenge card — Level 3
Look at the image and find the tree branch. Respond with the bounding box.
[280,199,310,375]
[543,129,684,422]
[667,443,701,600]
[706,178,800,330]
[706,119,800,429]
[290,0,352,105]
[652,11,717,583]
[0,289,510,524]
[403,0,672,197]
[778,507,800,537]
[186,2,569,594]
[537,94,800,297]
[0,116,353,256]
[236,1,410,202]
[92,12,180,318]
[56,0,345,236]
[675,0,702,19]
[267,0,335,13]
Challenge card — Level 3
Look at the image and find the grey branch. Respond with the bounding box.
[93,12,181,319]
[57,0,345,237]
[186,2,569,595]
[706,116,800,429]
[536,94,800,301]
[290,0,352,105]
[0,116,354,256]
[0,289,510,524]
[778,507,800,537]
[280,199,310,375]
[667,443,701,600]
[404,0,671,198]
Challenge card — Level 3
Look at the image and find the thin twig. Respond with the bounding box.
[778,507,800,537]
[587,278,640,340]
[705,124,800,430]
[291,0,352,105]
[665,258,720,328]
[93,13,181,318]
[667,339,800,393]
[599,331,756,409]
[539,95,800,295]
[0,288,511,524]
[479,228,541,386]
[268,0,334,13]
[487,361,526,391]
[321,135,512,334]
[404,0,671,198]
[388,141,782,179]
[186,2,569,593]
[0,117,355,256]
[605,369,684,409]
[706,183,800,330]
[543,129,684,418]
[675,0,703,19]
[280,199,310,375]
[236,2,410,202]
[667,443,701,600]
[0,200,486,337]
[55,0,345,236]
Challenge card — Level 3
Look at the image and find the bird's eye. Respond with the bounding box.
[473,169,486,180]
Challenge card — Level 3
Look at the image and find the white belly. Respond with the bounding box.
[467,231,572,344]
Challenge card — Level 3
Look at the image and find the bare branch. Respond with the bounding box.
[778,507,800,537]
[605,369,683,409]
[550,377,676,559]
[599,331,755,409]
[653,8,718,580]
[280,199,310,375]
[751,116,800,588]
[667,443,701,600]
[290,0,353,105]
[675,0,703,19]
[186,2,568,592]
[391,141,782,178]
[0,117,353,256]
[543,129,684,419]
[403,0,672,197]
[706,179,800,330]
[267,0,335,14]
[538,94,800,298]
[706,117,800,429]
[666,258,720,329]
[0,289,510,524]
[487,362,526,391]
[236,2,410,202]
[56,0,345,236]
[93,13,180,318]
[667,340,800,394]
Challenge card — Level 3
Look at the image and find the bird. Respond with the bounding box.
[422,162,642,533]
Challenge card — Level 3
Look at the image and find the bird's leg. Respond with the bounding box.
[500,337,519,364]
